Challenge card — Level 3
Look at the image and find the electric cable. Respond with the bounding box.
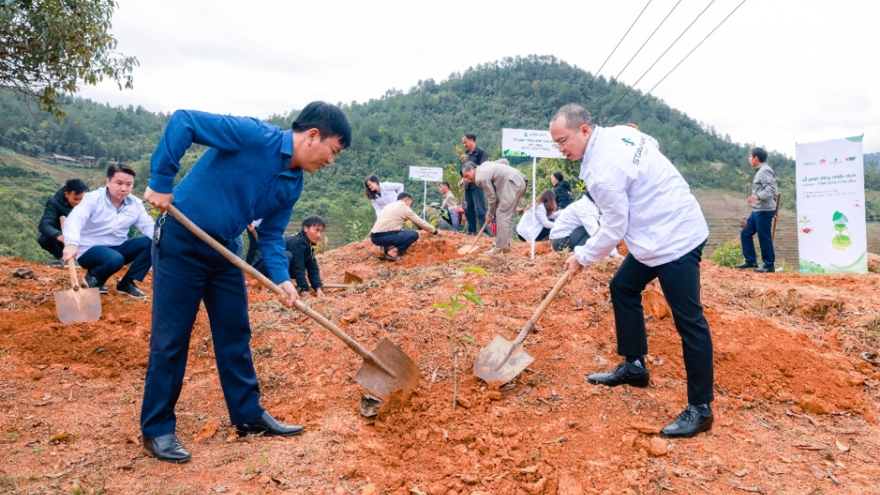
[593,0,653,79]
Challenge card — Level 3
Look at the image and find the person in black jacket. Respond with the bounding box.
[551,171,574,210]
[252,215,325,298]
[37,179,89,267]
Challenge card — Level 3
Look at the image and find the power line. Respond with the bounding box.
[619,0,748,123]
[593,0,682,111]
[600,0,718,120]
[593,0,653,79]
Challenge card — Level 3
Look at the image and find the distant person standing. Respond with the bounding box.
[461,160,526,253]
[551,172,573,210]
[364,175,404,218]
[37,179,89,267]
[459,133,489,234]
[439,181,460,231]
[736,147,777,273]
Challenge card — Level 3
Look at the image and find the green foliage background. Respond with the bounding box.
[4,55,880,261]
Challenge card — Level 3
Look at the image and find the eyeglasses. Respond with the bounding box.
[555,128,582,150]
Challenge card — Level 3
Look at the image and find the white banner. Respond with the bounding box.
[795,136,867,274]
[501,129,564,159]
[408,166,443,182]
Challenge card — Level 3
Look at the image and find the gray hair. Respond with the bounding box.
[462,162,478,173]
[553,103,595,130]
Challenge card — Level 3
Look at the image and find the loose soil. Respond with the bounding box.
[1,232,879,494]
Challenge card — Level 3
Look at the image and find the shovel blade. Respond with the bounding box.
[473,334,534,382]
[343,271,364,285]
[53,288,101,324]
[353,338,419,400]
[457,244,481,255]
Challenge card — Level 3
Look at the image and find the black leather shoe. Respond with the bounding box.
[84,271,108,294]
[754,265,775,273]
[661,404,714,438]
[117,278,147,299]
[734,262,757,269]
[235,411,304,437]
[143,433,191,463]
[588,361,650,388]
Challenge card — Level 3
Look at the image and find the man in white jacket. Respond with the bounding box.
[550,104,714,438]
[62,163,155,298]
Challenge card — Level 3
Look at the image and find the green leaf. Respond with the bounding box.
[432,303,450,309]
[457,337,477,345]
[460,267,488,276]
[461,293,484,307]
[459,284,475,294]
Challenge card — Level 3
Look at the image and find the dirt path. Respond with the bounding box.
[1,233,879,494]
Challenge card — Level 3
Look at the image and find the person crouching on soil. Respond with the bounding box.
[62,163,154,298]
[252,215,326,299]
[370,192,443,261]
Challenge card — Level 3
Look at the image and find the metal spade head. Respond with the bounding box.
[54,286,101,324]
[353,338,420,400]
[473,334,535,382]
[343,271,364,285]
[457,244,482,255]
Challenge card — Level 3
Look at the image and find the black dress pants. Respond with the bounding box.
[609,240,714,405]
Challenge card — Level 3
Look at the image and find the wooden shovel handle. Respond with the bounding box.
[465,214,492,250]
[67,259,80,291]
[512,271,570,347]
[166,205,397,378]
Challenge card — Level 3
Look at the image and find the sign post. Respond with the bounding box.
[501,129,564,258]
[408,166,444,220]
[795,136,867,274]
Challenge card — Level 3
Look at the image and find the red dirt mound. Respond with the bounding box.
[1,240,879,494]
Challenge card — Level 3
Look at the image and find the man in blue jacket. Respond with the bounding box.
[141,102,351,463]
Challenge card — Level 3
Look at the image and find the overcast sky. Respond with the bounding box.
[80,0,879,158]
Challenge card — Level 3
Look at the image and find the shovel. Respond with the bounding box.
[473,271,570,382]
[457,214,492,255]
[54,262,101,324]
[167,205,419,400]
[343,271,364,284]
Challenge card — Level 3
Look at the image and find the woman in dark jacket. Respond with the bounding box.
[37,178,89,266]
[551,171,573,210]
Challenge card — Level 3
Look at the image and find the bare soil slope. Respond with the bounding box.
[1,233,879,495]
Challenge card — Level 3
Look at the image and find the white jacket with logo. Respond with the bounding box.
[63,187,155,258]
[574,125,708,267]
[371,182,405,217]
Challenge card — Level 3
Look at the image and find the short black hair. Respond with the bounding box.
[398,192,413,201]
[439,181,450,188]
[750,147,768,163]
[292,101,352,149]
[64,178,89,195]
[107,163,135,179]
[552,171,564,183]
[464,133,477,142]
[302,215,325,229]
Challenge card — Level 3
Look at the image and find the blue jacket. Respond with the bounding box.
[149,110,303,284]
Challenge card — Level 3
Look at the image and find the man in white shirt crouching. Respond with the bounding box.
[550,103,714,439]
[62,163,155,299]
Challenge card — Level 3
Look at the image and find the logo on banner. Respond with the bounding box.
[804,161,817,166]
[845,156,856,161]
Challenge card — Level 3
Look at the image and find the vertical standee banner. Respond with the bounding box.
[795,136,866,274]
[409,166,444,220]
[501,129,564,259]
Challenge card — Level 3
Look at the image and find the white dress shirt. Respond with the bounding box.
[63,187,155,259]
[371,182,405,217]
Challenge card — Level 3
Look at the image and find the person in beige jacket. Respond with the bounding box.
[461,160,527,253]
[370,192,443,261]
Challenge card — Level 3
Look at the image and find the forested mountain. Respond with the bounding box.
[3,55,878,261]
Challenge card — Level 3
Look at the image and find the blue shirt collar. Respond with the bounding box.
[281,129,293,158]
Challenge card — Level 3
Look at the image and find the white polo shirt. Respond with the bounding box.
[63,187,155,258]
[574,125,708,267]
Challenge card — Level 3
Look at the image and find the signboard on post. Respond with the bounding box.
[501,129,564,259]
[408,166,444,220]
[795,136,867,274]
[501,129,564,159]
[408,166,444,182]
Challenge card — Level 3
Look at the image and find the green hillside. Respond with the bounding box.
[4,55,880,262]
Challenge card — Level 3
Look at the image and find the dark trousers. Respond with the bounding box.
[609,241,714,405]
[550,226,589,251]
[370,230,419,255]
[77,237,152,286]
[37,234,64,259]
[741,210,775,268]
[141,216,263,438]
[244,228,260,264]
[464,187,486,234]
[518,227,552,243]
